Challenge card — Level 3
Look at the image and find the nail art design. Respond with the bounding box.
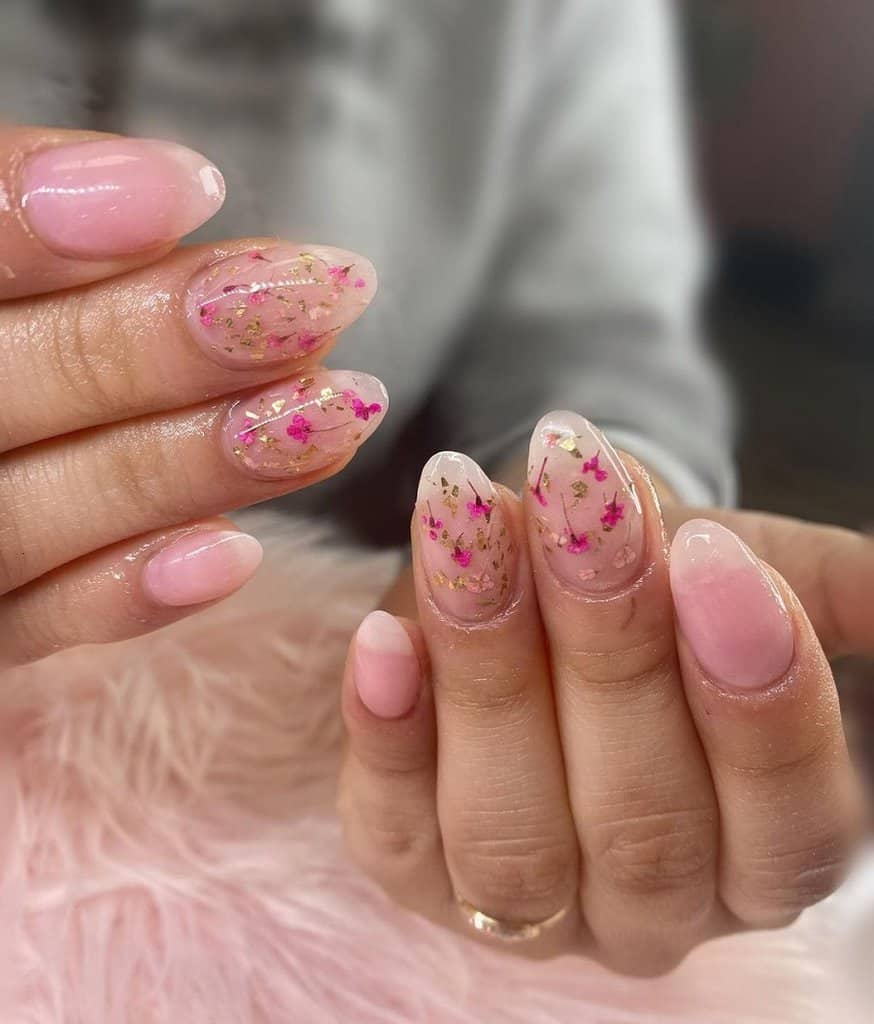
[417,452,516,622]
[527,412,644,593]
[186,245,377,367]
[224,370,388,479]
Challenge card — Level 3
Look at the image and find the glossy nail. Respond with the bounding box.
[21,138,225,258]
[142,530,263,607]
[670,519,795,690]
[527,412,644,594]
[354,611,422,719]
[224,370,388,479]
[185,244,377,367]
[416,451,516,623]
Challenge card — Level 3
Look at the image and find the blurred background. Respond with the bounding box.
[680,1,873,777]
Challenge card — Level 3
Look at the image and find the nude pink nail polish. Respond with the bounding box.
[21,138,225,258]
[142,530,262,607]
[223,370,388,479]
[527,412,644,594]
[416,451,516,623]
[354,611,421,719]
[670,519,795,690]
[185,245,378,368]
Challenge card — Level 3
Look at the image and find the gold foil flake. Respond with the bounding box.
[558,436,583,458]
[319,387,337,402]
[244,410,260,421]
[271,399,287,414]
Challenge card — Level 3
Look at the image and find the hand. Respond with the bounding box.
[339,413,868,975]
[0,124,386,668]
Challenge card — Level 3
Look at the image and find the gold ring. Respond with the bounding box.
[455,896,570,943]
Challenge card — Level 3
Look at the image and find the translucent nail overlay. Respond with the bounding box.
[527,412,644,593]
[416,452,516,622]
[186,245,377,367]
[224,370,388,479]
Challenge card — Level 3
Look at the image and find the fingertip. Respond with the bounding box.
[354,610,423,719]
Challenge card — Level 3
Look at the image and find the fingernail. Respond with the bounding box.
[527,412,644,594]
[354,611,421,719]
[185,245,377,368]
[21,138,225,258]
[670,519,795,690]
[224,370,388,479]
[142,530,263,607]
[416,451,516,623]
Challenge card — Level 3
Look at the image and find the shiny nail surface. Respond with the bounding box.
[670,519,795,690]
[224,370,388,479]
[416,451,516,623]
[21,138,225,258]
[142,530,263,607]
[186,244,377,367]
[527,412,644,594]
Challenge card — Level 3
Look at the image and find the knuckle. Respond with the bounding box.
[734,832,854,921]
[436,658,532,716]
[337,782,440,880]
[565,640,680,711]
[47,294,119,421]
[592,808,717,903]
[450,835,576,918]
[97,429,194,528]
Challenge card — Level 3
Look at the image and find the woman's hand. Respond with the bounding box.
[339,413,867,974]
[0,124,386,668]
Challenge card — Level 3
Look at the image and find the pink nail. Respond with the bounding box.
[21,138,225,258]
[416,452,516,623]
[354,611,421,719]
[527,412,644,594]
[670,519,795,690]
[185,245,378,368]
[142,530,263,607]
[224,370,388,479]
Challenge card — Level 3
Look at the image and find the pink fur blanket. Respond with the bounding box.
[1,510,871,1023]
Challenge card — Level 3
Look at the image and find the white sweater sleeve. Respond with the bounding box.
[429,0,736,505]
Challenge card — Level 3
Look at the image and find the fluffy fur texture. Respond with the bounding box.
[0,510,870,1023]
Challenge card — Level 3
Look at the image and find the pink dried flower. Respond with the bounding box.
[451,546,473,569]
[239,427,258,447]
[352,397,382,421]
[285,414,312,444]
[199,302,218,327]
[298,330,319,352]
[248,290,268,305]
[354,277,367,289]
[327,264,352,285]
[600,494,625,530]
[582,451,609,482]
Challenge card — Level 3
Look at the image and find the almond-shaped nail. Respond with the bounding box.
[224,370,388,479]
[21,138,225,258]
[416,451,516,623]
[670,519,795,691]
[142,530,263,607]
[527,412,644,594]
[185,245,377,367]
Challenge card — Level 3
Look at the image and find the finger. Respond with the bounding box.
[0,239,377,452]
[339,611,451,914]
[525,414,720,976]
[413,452,580,954]
[0,518,262,668]
[0,369,387,595]
[0,124,224,299]
[664,506,874,658]
[670,519,865,927]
